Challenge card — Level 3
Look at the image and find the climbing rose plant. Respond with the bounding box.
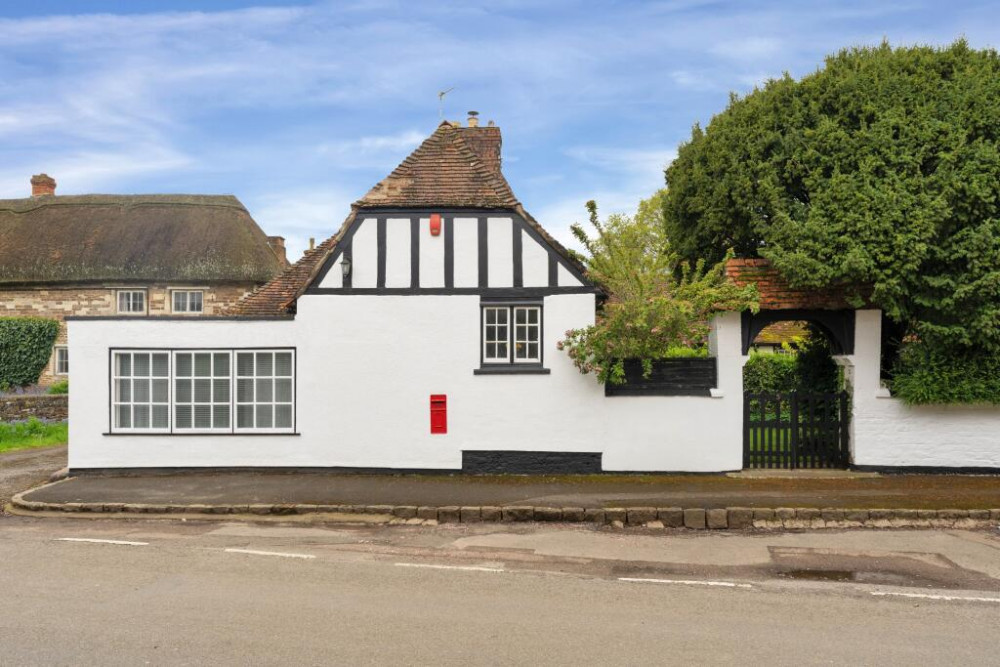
[560,195,758,385]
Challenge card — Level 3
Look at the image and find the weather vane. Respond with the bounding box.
[438,87,455,120]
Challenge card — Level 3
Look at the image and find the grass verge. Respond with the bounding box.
[0,418,68,454]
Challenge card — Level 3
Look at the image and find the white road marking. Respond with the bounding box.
[224,548,316,560]
[618,577,753,589]
[56,538,148,546]
[395,563,504,573]
[870,591,1000,604]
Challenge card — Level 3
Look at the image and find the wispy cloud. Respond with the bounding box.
[0,0,991,261]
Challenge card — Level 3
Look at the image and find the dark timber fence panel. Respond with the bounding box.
[604,358,717,397]
[744,391,850,469]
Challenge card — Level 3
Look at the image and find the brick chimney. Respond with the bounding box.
[462,117,502,175]
[267,236,288,265]
[31,173,56,197]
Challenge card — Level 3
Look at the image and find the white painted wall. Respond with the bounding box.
[452,218,478,287]
[350,218,377,288]
[487,217,513,287]
[849,309,1000,469]
[385,218,411,288]
[522,230,549,287]
[67,303,745,472]
[418,217,445,288]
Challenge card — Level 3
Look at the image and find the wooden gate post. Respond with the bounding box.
[839,390,850,467]
[742,393,751,469]
[790,393,799,469]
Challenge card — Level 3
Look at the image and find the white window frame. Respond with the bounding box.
[480,304,543,367]
[512,306,542,363]
[172,350,232,433]
[171,290,204,314]
[111,350,171,433]
[54,346,69,376]
[117,289,147,315]
[234,349,296,434]
[482,306,511,363]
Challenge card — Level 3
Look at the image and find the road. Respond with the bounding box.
[1,514,999,666]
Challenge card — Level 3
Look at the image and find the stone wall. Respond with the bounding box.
[0,394,68,422]
[0,283,255,385]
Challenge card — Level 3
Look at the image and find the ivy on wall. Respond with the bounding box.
[0,318,60,389]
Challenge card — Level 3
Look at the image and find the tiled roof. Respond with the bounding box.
[726,258,862,310]
[233,122,588,317]
[230,211,356,318]
[0,195,285,285]
[355,121,518,208]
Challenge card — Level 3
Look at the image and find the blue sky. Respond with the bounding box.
[1,1,997,261]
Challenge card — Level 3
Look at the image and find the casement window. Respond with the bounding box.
[477,303,548,374]
[54,346,69,375]
[112,351,170,432]
[117,290,147,314]
[236,351,295,432]
[174,351,231,431]
[172,290,204,314]
[109,348,295,434]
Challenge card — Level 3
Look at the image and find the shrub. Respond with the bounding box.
[560,196,758,385]
[891,342,1000,405]
[0,318,60,389]
[47,379,69,395]
[742,353,797,394]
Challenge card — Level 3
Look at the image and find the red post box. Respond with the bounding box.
[429,213,442,236]
[430,394,447,434]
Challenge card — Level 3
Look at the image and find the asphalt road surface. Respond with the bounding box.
[1,514,999,666]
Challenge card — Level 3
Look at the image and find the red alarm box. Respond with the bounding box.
[430,394,447,434]
[429,213,442,236]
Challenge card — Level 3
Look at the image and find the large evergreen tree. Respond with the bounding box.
[663,41,1000,367]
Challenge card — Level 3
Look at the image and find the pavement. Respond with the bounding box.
[1,514,999,665]
[0,444,65,511]
[19,467,1000,510]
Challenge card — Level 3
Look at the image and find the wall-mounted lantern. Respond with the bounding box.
[341,256,352,279]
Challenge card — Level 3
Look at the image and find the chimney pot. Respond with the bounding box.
[467,110,480,128]
[309,237,315,251]
[31,173,56,197]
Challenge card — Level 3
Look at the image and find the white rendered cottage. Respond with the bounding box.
[66,119,1000,473]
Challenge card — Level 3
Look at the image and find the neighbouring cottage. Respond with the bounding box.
[64,117,1000,473]
[0,174,288,385]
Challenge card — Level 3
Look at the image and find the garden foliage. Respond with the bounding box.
[0,318,59,389]
[560,195,758,384]
[663,40,1000,403]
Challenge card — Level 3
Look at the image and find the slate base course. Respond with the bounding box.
[11,492,1000,530]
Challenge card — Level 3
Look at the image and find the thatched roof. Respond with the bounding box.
[0,194,285,285]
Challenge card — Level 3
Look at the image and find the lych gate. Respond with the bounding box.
[727,260,860,470]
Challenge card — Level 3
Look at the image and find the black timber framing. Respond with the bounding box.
[305,208,596,296]
[741,309,856,355]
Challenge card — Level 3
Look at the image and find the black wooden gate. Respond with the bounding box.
[743,391,850,469]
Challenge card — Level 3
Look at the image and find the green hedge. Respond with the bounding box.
[891,342,1000,405]
[743,353,797,394]
[0,318,60,389]
[743,331,842,394]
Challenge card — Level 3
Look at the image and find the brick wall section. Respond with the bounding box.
[725,258,864,310]
[1,283,255,385]
[0,395,68,422]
